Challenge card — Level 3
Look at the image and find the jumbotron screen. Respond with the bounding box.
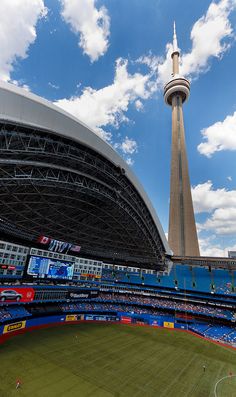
[27,256,74,280]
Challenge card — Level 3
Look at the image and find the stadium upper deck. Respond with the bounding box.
[172,255,236,270]
[0,81,171,269]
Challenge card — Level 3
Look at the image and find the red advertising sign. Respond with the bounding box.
[175,313,193,320]
[0,287,35,303]
[121,316,132,324]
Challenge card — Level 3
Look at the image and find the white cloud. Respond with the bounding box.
[198,207,236,235]
[192,181,236,235]
[198,111,236,157]
[55,58,150,141]
[0,0,47,82]
[137,51,169,90]
[119,136,138,155]
[192,180,236,213]
[155,45,173,86]
[114,136,138,164]
[50,28,57,35]
[181,0,235,77]
[227,176,232,181]
[135,99,143,111]
[126,157,134,166]
[198,236,231,256]
[54,0,236,169]
[48,82,60,89]
[138,0,236,86]
[61,0,110,62]
[56,0,236,147]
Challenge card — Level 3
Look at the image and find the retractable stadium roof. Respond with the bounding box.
[0,81,171,269]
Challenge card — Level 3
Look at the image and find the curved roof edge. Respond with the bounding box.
[0,80,171,255]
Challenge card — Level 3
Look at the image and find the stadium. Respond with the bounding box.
[0,13,236,397]
[0,80,236,396]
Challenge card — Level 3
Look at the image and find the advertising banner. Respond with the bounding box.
[150,319,159,327]
[0,287,35,303]
[67,290,99,300]
[175,313,193,320]
[93,315,116,322]
[135,320,146,326]
[66,315,79,321]
[80,273,101,279]
[121,316,132,324]
[84,315,119,322]
[164,321,174,329]
[85,315,96,321]
[3,321,26,334]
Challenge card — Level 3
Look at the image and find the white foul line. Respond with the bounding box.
[214,374,236,397]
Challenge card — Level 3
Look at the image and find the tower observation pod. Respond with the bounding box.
[163,23,200,257]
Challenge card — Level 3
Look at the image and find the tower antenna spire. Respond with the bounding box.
[172,21,179,54]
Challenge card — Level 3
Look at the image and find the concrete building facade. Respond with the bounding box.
[164,24,200,256]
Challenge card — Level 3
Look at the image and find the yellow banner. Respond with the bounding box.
[3,321,26,334]
[163,321,174,329]
[66,315,78,322]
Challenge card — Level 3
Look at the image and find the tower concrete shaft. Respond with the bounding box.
[164,24,200,256]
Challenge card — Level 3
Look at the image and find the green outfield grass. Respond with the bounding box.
[0,323,236,397]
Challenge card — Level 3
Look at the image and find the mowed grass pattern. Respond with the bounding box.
[0,323,236,397]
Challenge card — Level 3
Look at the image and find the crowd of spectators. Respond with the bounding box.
[60,302,166,316]
[94,293,234,319]
[102,270,133,282]
[223,330,236,344]
[215,282,233,295]
[190,323,236,346]
[0,292,234,324]
[0,308,11,322]
[60,303,81,312]
[0,306,31,322]
[7,306,31,319]
[60,293,234,319]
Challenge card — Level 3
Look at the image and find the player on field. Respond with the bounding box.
[16,379,21,389]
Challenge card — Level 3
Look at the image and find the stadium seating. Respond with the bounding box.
[93,293,233,319]
[226,330,236,344]
[0,305,31,322]
[7,305,31,319]
[102,265,236,295]
[0,307,12,322]
[60,302,166,316]
[0,262,235,349]
[189,323,236,345]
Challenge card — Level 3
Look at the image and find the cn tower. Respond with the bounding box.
[164,23,200,256]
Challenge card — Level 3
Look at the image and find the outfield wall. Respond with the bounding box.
[1,312,236,351]
[0,312,185,342]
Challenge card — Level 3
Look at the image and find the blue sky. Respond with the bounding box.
[2,0,236,256]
